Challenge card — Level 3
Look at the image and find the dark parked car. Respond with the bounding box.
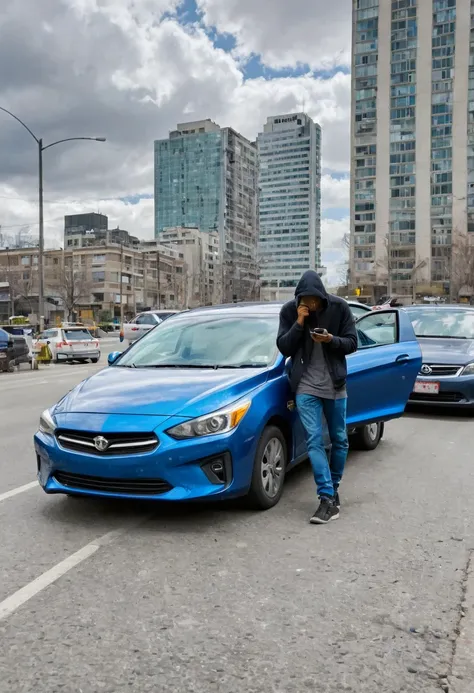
[0,328,31,372]
[405,305,474,408]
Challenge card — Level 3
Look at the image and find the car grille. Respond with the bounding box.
[418,364,462,377]
[409,391,464,403]
[53,471,172,495]
[55,429,159,456]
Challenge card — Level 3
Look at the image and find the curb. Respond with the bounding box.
[451,551,474,692]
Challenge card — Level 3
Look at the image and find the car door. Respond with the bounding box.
[346,309,422,427]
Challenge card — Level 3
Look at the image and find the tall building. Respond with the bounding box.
[350,0,474,302]
[257,113,322,301]
[154,120,259,302]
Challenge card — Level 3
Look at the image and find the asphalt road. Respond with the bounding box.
[1,347,473,693]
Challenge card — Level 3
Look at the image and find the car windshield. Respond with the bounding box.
[117,314,279,368]
[407,308,474,339]
[64,329,93,341]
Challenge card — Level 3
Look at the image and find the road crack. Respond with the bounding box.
[443,548,474,692]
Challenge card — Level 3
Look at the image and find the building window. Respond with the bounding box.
[92,271,105,282]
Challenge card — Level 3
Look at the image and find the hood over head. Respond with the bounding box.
[294,270,328,308]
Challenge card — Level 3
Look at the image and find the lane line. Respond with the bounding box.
[0,519,148,622]
[0,481,38,503]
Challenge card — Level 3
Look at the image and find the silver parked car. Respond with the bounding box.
[33,327,101,363]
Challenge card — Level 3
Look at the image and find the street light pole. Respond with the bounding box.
[0,106,105,330]
[38,138,44,329]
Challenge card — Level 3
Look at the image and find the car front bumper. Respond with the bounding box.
[408,374,474,408]
[34,413,258,501]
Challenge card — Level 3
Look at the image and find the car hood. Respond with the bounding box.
[53,365,270,419]
[418,337,474,366]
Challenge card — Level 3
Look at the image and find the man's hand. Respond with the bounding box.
[311,332,333,344]
[297,305,310,326]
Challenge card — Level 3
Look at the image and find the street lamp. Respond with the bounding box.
[0,106,106,329]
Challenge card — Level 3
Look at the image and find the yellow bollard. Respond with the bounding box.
[36,343,53,365]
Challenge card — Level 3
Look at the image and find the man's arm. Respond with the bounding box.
[276,305,304,357]
[327,303,358,355]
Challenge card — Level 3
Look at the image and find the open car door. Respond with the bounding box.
[346,309,421,427]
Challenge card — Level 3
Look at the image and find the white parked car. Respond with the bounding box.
[33,327,101,363]
[121,310,180,345]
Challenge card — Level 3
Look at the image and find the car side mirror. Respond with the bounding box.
[108,351,121,365]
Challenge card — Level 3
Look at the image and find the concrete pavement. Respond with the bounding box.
[0,364,473,692]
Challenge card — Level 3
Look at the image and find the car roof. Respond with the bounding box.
[405,304,474,311]
[183,302,283,318]
[141,310,181,315]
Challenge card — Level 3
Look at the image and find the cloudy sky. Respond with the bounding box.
[0,0,351,283]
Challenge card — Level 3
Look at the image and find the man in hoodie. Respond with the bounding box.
[277,270,358,524]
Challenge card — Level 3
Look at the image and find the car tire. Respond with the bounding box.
[91,358,99,363]
[247,425,287,510]
[352,422,384,451]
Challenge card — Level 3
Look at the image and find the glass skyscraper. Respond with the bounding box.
[154,120,259,302]
[257,113,322,301]
[350,0,474,301]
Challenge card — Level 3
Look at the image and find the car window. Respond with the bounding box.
[406,309,474,339]
[356,312,398,349]
[154,312,176,321]
[350,304,371,318]
[117,315,279,368]
[64,329,93,341]
[142,314,159,325]
[39,329,58,340]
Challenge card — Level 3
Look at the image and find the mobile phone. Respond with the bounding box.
[311,328,328,335]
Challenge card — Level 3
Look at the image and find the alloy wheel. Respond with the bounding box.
[260,437,284,499]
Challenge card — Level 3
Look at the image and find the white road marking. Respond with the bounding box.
[0,481,38,503]
[0,519,148,622]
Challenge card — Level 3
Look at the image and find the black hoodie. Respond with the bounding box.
[276,270,357,392]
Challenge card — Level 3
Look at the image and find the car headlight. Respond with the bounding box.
[39,409,56,435]
[460,362,474,376]
[167,400,251,440]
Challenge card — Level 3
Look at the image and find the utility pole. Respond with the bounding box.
[119,242,124,327]
[387,226,393,296]
[156,249,161,308]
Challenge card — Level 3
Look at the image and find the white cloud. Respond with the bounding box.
[0,0,351,265]
[321,174,350,210]
[197,0,351,70]
[321,217,350,286]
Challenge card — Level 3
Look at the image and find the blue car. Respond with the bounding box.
[406,304,474,408]
[34,303,421,510]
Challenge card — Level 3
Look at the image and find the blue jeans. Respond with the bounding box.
[295,394,349,498]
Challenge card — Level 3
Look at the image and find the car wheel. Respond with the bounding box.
[353,422,384,451]
[91,357,99,363]
[247,425,287,510]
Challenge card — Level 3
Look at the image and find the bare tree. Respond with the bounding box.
[53,265,92,320]
[0,267,37,314]
[451,231,474,301]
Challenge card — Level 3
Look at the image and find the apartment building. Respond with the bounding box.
[157,227,220,306]
[257,113,323,301]
[0,240,186,324]
[154,120,259,302]
[350,0,474,301]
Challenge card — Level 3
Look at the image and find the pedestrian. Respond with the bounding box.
[276,270,358,524]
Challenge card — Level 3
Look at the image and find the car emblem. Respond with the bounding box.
[421,364,432,375]
[93,435,109,452]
